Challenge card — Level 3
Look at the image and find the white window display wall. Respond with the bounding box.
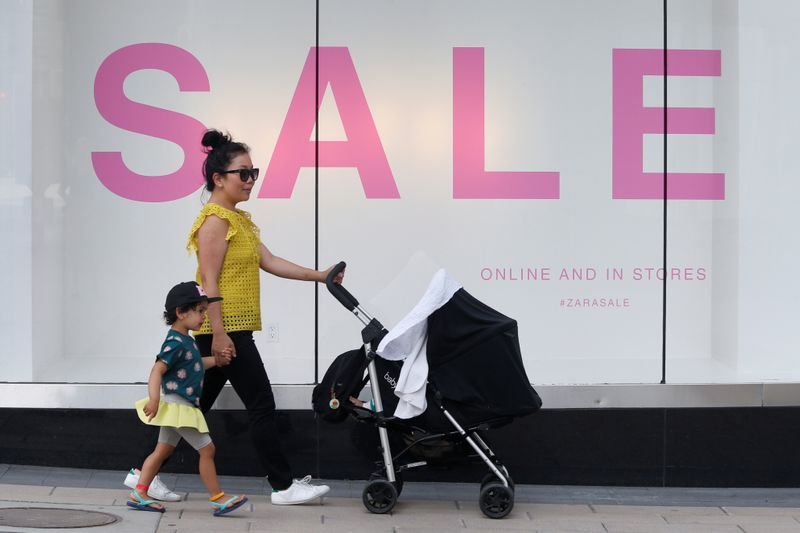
[0,0,798,387]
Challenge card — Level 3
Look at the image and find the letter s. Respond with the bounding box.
[92,43,210,202]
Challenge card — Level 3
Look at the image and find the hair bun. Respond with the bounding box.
[201,129,230,151]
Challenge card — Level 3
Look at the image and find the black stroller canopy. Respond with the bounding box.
[426,288,542,420]
[427,288,516,367]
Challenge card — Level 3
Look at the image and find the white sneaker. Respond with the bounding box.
[123,468,182,502]
[270,475,330,505]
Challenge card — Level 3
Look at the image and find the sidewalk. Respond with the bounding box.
[1,463,799,532]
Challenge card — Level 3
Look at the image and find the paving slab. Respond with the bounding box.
[522,518,608,532]
[42,486,123,505]
[159,515,252,531]
[737,525,800,533]
[664,513,800,527]
[592,503,727,516]
[41,473,92,488]
[88,469,139,489]
[723,506,800,516]
[0,466,50,485]
[0,483,56,501]
[603,524,743,533]
[517,502,596,517]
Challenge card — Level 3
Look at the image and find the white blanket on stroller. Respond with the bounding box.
[376,269,462,419]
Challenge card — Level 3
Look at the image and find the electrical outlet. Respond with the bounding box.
[266,323,279,342]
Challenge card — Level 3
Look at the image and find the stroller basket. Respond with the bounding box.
[316,262,542,519]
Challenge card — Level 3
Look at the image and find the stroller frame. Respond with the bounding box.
[326,263,516,518]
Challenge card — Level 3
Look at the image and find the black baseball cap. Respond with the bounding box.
[165,281,222,311]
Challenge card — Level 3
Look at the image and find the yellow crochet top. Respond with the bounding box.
[187,203,262,334]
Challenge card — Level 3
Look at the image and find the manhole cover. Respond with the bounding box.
[0,507,120,528]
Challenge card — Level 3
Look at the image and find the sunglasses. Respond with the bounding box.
[220,168,260,182]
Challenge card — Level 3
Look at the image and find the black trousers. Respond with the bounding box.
[196,331,293,490]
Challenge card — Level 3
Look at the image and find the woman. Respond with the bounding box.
[188,129,342,505]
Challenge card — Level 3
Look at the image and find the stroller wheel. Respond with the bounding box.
[362,479,398,514]
[479,482,514,519]
[369,471,403,496]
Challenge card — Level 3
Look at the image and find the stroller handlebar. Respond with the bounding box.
[326,261,359,311]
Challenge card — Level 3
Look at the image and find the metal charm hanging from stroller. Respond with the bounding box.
[314,262,542,519]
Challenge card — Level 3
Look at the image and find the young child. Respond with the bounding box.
[129,281,247,516]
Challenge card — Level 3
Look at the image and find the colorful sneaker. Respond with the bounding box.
[270,475,330,505]
[123,468,182,502]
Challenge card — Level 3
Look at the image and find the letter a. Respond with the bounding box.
[261,47,398,198]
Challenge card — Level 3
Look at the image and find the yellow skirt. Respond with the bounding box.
[135,397,209,433]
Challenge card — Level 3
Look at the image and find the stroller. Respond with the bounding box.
[314,262,542,519]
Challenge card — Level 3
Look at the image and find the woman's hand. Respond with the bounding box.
[212,334,235,366]
[143,397,160,421]
[323,264,345,284]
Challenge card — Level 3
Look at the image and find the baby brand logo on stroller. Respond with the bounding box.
[383,371,397,389]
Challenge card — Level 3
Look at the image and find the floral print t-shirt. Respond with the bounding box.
[157,330,205,406]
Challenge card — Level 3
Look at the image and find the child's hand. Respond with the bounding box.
[349,396,365,407]
[216,346,234,366]
[143,398,159,421]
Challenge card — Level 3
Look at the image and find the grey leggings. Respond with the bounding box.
[156,394,212,450]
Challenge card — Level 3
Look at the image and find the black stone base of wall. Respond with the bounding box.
[1,407,798,487]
